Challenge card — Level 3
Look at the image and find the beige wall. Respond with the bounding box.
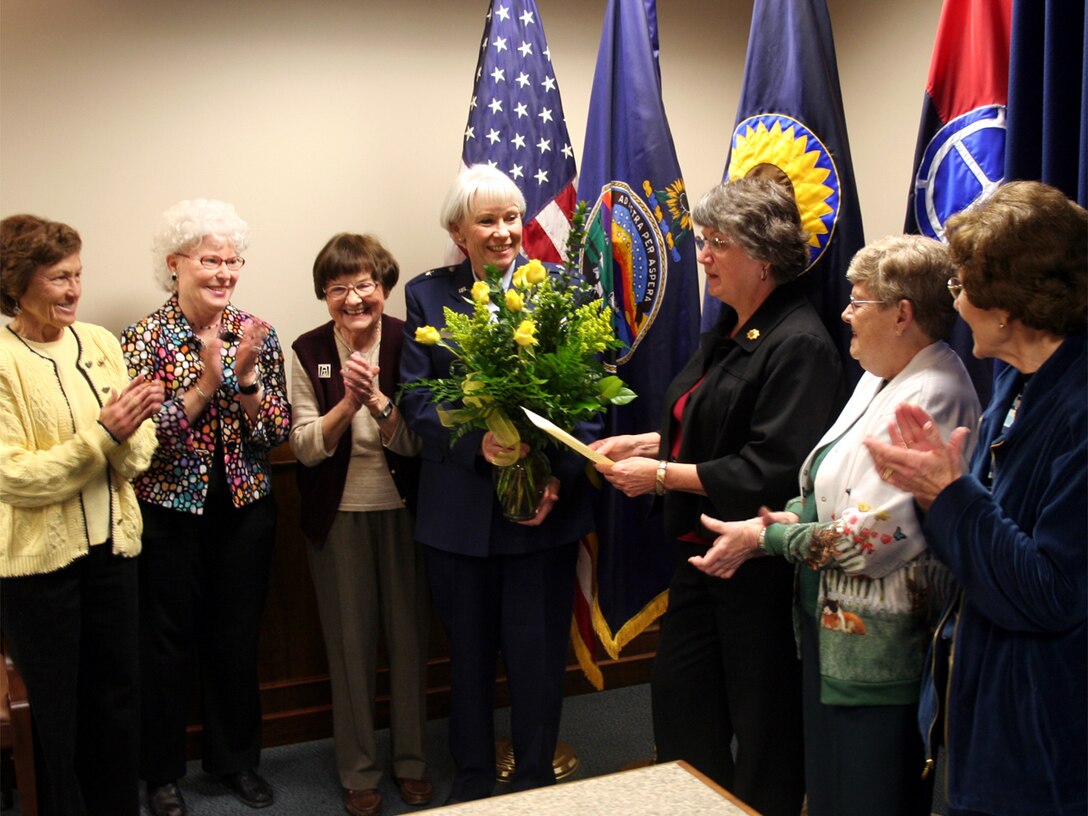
[0,0,940,358]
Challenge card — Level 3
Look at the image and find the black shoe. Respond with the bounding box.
[147,782,187,816]
[222,769,274,809]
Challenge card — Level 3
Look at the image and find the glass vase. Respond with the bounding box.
[492,449,551,522]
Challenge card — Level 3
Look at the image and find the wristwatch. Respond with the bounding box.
[238,378,260,395]
[655,460,668,496]
[374,399,394,421]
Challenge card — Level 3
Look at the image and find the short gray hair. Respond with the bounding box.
[439,165,526,231]
[151,199,250,291]
[846,234,957,341]
[691,177,809,284]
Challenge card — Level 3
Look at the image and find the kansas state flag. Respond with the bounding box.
[578,0,700,663]
[705,0,865,385]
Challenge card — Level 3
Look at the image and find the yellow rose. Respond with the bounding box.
[471,280,490,304]
[505,288,524,312]
[414,325,441,345]
[512,267,528,290]
[523,259,547,285]
[513,319,537,347]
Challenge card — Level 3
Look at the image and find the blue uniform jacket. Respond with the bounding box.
[920,333,1087,815]
[398,260,598,557]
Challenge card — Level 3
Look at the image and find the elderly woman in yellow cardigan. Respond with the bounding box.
[0,214,162,816]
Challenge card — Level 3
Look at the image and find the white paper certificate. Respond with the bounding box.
[521,407,613,467]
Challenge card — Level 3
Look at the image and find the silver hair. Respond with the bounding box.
[847,234,958,341]
[151,198,250,291]
[692,177,809,285]
[439,165,526,232]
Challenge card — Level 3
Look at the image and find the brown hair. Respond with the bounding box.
[946,181,1087,335]
[1,215,83,317]
[311,233,399,300]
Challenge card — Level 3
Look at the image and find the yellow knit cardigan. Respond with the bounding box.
[0,322,158,577]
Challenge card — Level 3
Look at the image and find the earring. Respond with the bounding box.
[999,321,1006,329]
[760,267,768,282]
[171,271,177,282]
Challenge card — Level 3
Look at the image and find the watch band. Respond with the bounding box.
[238,379,260,395]
[374,399,394,421]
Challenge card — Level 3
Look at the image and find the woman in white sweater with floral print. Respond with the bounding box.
[692,235,980,816]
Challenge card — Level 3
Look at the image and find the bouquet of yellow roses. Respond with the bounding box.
[407,206,635,519]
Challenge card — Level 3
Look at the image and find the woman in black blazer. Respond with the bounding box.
[594,177,845,816]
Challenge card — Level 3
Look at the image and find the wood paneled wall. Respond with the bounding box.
[183,445,659,757]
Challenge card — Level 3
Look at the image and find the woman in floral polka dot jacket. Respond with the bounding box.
[120,198,290,816]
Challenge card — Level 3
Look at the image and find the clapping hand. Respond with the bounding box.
[99,377,165,441]
[234,318,269,388]
[864,403,970,510]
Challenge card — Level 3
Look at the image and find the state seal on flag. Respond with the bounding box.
[580,181,666,365]
[913,104,1007,242]
[726,113,841,273]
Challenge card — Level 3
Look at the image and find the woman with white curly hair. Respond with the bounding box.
[120,199,291,816]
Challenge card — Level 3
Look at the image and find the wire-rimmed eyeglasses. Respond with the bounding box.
[846,294,885,311]
[324,280,378,301]
[177,253,245,271]
[694,235,732,253]
[947,277,964,300]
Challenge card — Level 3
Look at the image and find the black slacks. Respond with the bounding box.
[0,544,140,816]
[427,541,578,801]
[651,547,804,816]
[137,493,276,784]
[801,613,934,816]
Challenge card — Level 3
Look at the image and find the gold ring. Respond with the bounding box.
[882,467,893,480]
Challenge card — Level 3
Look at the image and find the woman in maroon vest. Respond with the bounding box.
[288,233,429,816]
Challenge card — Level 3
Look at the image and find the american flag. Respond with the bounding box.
[460,0,577,262]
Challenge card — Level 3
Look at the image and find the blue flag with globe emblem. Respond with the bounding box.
[577,0,700,664]
[702,0,865,387]
[905,0,1013,404]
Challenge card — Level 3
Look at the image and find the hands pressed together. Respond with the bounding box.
[341,351,386,416]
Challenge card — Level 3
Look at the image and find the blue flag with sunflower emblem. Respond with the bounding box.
[577,0,700,670]
[705,0,865,384]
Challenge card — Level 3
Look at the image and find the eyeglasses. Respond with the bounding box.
[947,277,964,300]
[694,235,732,253]
[324,280,378,300]
[846,294,885,311]
[178,253,245,271]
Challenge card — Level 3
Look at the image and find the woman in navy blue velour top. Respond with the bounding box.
[866,181,1087,816]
